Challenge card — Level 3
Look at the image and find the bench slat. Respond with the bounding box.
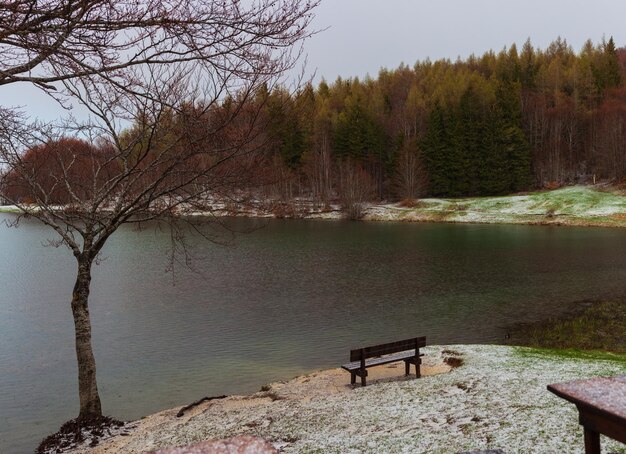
[350,336,426,361]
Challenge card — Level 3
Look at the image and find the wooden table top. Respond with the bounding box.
[548,375,626,423]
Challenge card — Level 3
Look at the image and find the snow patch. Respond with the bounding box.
[73,345,626,454]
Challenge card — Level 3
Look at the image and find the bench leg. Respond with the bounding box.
[415,361,421,378]
[350,372,356,385]
[404,360,410,376]
[360,369,366,387]
[583,426,600,454]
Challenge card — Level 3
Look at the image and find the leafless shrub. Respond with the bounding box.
[338,160,375,220]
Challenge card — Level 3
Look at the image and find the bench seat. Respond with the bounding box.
[341,349,424,372]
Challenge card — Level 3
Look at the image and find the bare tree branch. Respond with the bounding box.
[0,0,318,421]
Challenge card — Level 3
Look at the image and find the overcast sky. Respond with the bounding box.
[3,0,626,120]
[303,0,626,83]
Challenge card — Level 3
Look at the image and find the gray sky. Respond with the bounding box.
[3,0,626,120]
[304,0,626,83]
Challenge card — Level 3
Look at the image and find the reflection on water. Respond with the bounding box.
[2,215,626,452]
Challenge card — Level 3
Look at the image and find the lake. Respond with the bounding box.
[2,214,626,453]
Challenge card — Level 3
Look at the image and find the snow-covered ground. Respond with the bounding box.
[4,186,626,227]
[70,345,626,454]
[365,186,626,227]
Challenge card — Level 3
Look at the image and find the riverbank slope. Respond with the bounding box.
[68,345,626,454]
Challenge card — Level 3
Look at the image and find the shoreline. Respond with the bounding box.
[65,344,626,454]
[181,185,626,229]
[183,185,626,229]
[6,185,626,229]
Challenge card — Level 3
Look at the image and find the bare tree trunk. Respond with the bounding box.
[71,256,102,418]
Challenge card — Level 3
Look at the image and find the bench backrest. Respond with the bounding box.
[350,336,426,362]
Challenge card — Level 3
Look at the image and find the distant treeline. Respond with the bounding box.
[256,37,626,203]
[5,38,626,211]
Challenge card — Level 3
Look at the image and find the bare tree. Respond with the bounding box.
[0,0,317,421]
[393,138,424,200]
[337,159,375,220]
[303,101,334,206]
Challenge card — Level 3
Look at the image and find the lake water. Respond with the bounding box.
[2,214,626,453]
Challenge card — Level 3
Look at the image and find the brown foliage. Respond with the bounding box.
[543,181,561,190]
[398,198,419,208]
[4,138,118,205]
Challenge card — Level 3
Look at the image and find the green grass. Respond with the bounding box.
[508,299,626,354]
[389,185,626,227]
[515,346,626,364]
[465,186,624,214]
[525,186,626,214]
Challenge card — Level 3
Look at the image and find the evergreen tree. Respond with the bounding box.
[478,105,506,195]
[603,37,622,89]
[333,98,385,163]
[503,125,532,192]
[455,86,485,195]
[422,103,455,196]
[482,81,531,194]
[519,38,537,89]
[267,90,306,168]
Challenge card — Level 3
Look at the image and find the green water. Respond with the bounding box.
[1,215,626,453]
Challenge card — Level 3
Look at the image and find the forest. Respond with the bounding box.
[254,37,626,204]
[4,38,626,215]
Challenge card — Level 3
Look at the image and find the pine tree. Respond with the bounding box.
[423,103,455,196]
[519,38,537,89]
[592,37,622,92]
[603,37,622,89]
[455,86,484,195]
[333,98,385,162]
[503,125,532,192]
[267,90,306,168]
[483,81,531,194]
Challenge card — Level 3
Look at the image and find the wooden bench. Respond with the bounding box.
[341,336,426,387]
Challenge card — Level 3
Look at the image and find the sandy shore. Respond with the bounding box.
[68,345,626,454]
[74,354,453,454]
